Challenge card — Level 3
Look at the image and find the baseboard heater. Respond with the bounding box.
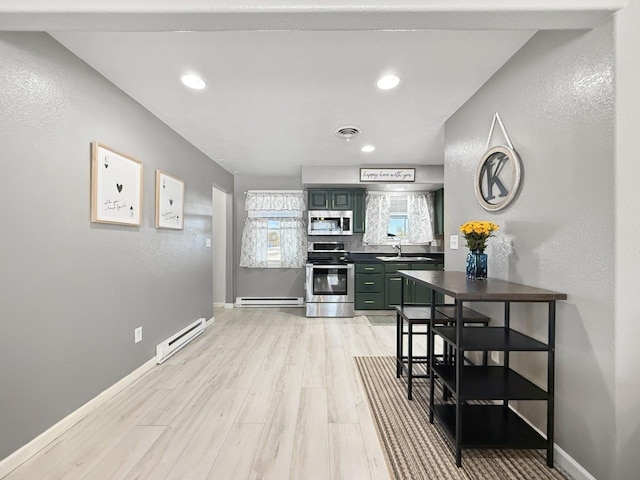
[235,297,303,307]
[156,317,206,364]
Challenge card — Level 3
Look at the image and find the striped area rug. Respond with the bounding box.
[354,356,571,480]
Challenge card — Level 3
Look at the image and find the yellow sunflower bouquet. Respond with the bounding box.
[459,221,499,252]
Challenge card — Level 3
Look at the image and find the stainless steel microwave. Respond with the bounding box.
[308,210,353,236]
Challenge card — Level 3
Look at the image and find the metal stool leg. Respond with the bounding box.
[408,321,414,400]
[396,311,402,378]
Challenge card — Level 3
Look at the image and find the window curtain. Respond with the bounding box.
[406,192,434,244]
[278,218,307,267]
[239,218,270,267]
[362,192,391,244]
[244,191,306,212]
[239,191,306,268]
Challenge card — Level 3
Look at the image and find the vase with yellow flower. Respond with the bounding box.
[459,221,499,280]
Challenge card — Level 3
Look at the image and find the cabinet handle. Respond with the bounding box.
[390,278,401,281]
[364,267,375,271]
[364,300,374,304]
[364,281,375,285]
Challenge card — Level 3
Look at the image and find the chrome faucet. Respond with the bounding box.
[392,241,402,257]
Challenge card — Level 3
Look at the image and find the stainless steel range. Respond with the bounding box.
[305,242,354,317]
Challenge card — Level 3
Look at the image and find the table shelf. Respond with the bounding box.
[432,364,548,401]
[433,404,548,450]
[432,326,549,352]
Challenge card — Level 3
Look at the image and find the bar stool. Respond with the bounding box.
[396,304,491,400]
[435,305,492,366]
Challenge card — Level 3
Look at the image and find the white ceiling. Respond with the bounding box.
[52,29,534,176]
[7,1,618,177]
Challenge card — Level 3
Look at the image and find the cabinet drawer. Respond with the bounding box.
[356,274,383,292]
[355,293,384,310]
[384,263,410,274]
[356,263,382,274]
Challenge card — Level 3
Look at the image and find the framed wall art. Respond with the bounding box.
[91,142,143,226]
[360,168,416,182]
[155,170,185,230]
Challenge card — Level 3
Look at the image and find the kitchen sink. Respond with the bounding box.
[375,256,435,262]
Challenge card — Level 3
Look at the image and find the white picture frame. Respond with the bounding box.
[91,142,143,226]
[155,170,185,230]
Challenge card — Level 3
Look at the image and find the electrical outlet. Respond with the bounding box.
[206,237,211,248]
[450,235,459,250]
[134,327,142,343]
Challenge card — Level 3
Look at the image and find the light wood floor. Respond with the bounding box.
[3,307,405,480]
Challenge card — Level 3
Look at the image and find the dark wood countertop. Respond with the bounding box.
[398,270,567,302]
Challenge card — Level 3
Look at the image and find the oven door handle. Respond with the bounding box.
[306,263,353,270]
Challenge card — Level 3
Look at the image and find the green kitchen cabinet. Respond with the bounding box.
[434,188,444,235]
[355,260,444,310]
[384,274,405,309]
[385,262,444,308]
[331,189,353,210]
[308,189,331,210]
[308,188,364,213]
[355,263,384,310]
[352,188,366,233]
[383,262,410,309]
[405,263,443,304]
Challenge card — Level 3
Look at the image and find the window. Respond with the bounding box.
[239,192,306,268]
[388,195,409,239]
[251,210,300,267]
[362,192,435,245]
[267,220,281,263]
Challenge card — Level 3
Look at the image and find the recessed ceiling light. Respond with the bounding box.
[361,145,376,153]
[181,74,207,90]
[217,158,226,163]
[377,74,400,90]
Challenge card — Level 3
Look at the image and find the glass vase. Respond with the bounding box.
[466,250,488,280]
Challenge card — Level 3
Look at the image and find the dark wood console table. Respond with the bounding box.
[398,270,567,468]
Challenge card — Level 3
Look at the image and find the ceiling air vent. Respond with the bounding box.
[335,125,361,141]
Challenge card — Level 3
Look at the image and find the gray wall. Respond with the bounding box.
[614,1,640,478]
[234,175,305,299]
[444,26,615,479]
[0,32,233,460]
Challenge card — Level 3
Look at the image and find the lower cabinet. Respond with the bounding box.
[407,263,444,304]
[383,263,410,309]
[356,261,443,310]
[355,263,384,310]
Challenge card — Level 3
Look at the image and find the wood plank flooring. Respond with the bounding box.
[3,308,401,480]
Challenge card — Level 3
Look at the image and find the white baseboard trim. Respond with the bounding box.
[207,316,215,326]
[0,357,157,478]
[509,405,596,480]
[213,302,234,309]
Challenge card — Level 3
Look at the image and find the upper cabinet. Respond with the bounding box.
[352,189,365,233]
[308,188,362,211]
[308,187,366,233]
[308,189,331,210]
[434,188,444,235]
[331,189,353,210]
